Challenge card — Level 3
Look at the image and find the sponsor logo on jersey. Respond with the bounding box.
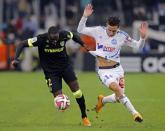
[103,46,116,52]
[97,43,116,52]
[44,47,64,53]
[97,43,103,49]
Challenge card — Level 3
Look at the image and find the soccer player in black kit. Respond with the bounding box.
[11,26,91,126]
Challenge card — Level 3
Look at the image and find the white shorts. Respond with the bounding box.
[97,65,124,88]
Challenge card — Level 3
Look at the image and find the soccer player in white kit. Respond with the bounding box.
[77,4,148,122]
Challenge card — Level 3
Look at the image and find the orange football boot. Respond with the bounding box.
[95,95,104,113]
[82,117,91,127]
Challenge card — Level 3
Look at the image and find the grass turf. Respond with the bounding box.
[0,72,165,131]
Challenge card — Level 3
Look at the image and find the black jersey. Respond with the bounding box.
[27,30,76,73]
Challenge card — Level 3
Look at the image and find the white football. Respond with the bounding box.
[54,94,70,111]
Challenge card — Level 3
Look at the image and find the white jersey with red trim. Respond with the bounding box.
[77,17,145,63]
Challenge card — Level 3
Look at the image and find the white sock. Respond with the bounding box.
[119,96,137,115]
[102,94,117,104]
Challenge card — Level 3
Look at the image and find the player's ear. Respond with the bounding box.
[106,22,109,27]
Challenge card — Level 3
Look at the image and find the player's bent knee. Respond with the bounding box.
[109,82,120,92]
[73,89,82,98]
[68,80,79,92]
[109,82,124,98]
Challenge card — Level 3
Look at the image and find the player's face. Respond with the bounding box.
[49,33,59,43]
[106,25,119,37]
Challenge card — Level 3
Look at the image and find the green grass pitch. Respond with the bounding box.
[0,72,165,131]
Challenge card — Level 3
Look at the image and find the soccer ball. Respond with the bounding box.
[54,94,70,110]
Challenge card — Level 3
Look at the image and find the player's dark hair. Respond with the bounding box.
[48,26,60,35]
[107,16,120,26]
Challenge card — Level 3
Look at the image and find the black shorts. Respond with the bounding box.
[45,64,77,93]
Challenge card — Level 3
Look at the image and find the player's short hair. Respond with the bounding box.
[48,26,60,35]
[107,16,120,26]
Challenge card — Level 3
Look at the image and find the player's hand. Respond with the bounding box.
[11,59,20,68]
[83,44,91,51]
[139,22,148,39]
[83,4,94,17]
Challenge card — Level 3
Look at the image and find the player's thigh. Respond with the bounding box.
[62,65,79,92]
[98,69,118,88]
[98,67,123,85]
[45,76,62,93]
[62,65,77,83]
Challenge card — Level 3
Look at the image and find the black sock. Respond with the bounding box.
[76,95,87,118]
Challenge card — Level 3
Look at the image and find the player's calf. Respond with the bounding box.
[73,89,91,126]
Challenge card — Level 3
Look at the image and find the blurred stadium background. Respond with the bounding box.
[0,0,165,72]
[0,0,165,131]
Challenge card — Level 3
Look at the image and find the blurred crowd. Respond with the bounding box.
[0,0,165,44]
[0,0,165,70]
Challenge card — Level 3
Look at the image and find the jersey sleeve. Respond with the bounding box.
[60,30,73,40]
[60,30,85,46]
[77,16,100,38]
[122,31,145,49]
[27,36,40,47]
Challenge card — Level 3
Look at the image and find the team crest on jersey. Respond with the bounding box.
[60,41,64,46]
[99,36,102,39]
[111,39,117,45]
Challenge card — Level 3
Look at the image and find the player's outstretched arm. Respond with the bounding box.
[125,22,148,49]
[77,4,98,37]
[135,22,148,48]
[11,40,29,68]
[72,33,91,51]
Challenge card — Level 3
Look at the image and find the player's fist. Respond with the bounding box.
[11,59,20,68]
[83,44,91,51]
[83,4,94,17]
